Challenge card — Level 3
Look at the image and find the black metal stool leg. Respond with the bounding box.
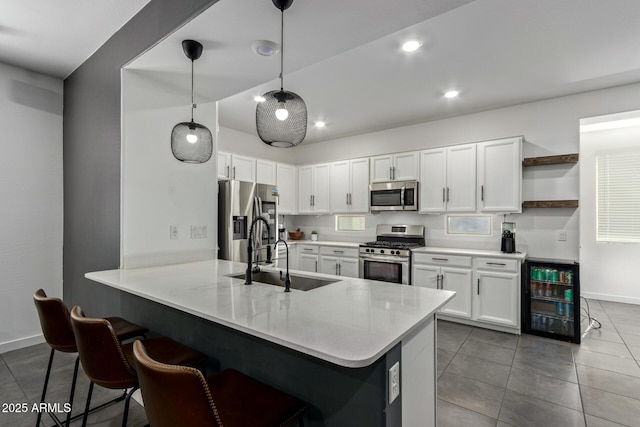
[36,348,55,427]
[81,382,94,427]
[64,356,80,426]
[121,387,138,427]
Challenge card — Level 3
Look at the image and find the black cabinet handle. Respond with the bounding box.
[432,257,449,262]
[477,278,480,295]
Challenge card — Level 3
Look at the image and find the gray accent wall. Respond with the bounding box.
[63,0,217,311]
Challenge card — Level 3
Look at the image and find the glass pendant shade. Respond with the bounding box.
[171,39,213,163]
[256,90,307,147]
[171,120,213,163]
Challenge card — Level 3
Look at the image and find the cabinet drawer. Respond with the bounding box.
[476,257,518,272]
[298,245,319,254]
[320,246,358,258]
[412,253,472,268]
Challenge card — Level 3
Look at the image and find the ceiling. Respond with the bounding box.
[4,0,640,144]
[0,0,150,78]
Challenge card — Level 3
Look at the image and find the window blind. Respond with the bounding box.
[597,151,640,242]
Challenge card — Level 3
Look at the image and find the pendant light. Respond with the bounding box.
[256,0,307,147]
[171,40,213,163]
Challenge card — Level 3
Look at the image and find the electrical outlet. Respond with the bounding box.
[170,225,179,239]
[388,362,400,404]
[190,225,208,239]
[558,230,567,241]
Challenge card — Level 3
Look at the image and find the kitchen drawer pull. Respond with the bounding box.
[303,248,313,251]
[487,262,506,266]
[333,250,344,254]
[432,257,449,262]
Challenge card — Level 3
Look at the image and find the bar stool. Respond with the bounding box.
[70,305,207,427]
[133,339,306,427]
[33,289,149,427]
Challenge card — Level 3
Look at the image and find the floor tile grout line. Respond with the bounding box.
[598,310,640,370]
[495,334,518,426]
[436,398,500,425]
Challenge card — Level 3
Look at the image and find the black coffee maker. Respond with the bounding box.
[501,222,516,253]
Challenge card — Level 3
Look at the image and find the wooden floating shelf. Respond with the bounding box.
[523,153,579,167]
[522,200,579,209]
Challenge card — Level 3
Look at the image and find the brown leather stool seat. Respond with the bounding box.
[33,289,148,426]
[133,340,306,427]
[70,305,207,427]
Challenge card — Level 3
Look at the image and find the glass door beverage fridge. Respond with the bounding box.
[523,258,580,344]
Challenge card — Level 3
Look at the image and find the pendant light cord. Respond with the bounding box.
[191,58,195,122]
[280,7,284,91]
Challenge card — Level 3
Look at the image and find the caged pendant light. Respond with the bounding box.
[171,40,213,163]
[256,0,307,147]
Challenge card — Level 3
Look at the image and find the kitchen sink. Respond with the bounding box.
[228,271,339,291]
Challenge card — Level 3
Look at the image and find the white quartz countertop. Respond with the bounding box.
[86,260,454,368]
[285,240,361,248]
[412,246,527,260]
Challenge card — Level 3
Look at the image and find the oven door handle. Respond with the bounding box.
[400,185,405,209]
[360,254,409,263]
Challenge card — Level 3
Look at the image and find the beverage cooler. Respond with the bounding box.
[523,258,580,344]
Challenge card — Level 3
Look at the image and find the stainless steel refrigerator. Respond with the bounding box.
[218,180,279,264]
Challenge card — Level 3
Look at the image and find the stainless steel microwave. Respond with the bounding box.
[369,181,418,212]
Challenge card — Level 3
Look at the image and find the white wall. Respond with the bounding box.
[121,69,217,268]
[218,126,297,165]
[0,62,63,353]
[290,83,640,267]
[580,111,640,304]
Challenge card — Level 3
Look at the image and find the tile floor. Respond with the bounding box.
[1,299,639,426]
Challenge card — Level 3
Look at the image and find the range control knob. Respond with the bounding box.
[391,250,396,255]
[380,250,385,254]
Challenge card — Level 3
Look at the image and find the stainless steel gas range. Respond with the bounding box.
[359,224,425,285]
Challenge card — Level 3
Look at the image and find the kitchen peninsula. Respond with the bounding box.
[86,259,454,427]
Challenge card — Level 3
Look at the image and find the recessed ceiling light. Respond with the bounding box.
[401,40,422,52]
[251,40,280,56]
[314,121,326,128]
[254,95,266,102]
[444,90,459,99]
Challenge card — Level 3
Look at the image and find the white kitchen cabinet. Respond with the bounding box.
[298,255,318,273]
[412,253,472,319]
[256,159,277,185]
[217,152,256,182]
[420,144,476,213]
[413,249,523,334]
[477,137,522,213]
[217,151,232,180]
[330,158,369,213]
[275,243,297,270]
[298,164,330,214]
[473,258,520,328]
[276,163,297,215]
[319,246,359,278]
[370,152,419,183]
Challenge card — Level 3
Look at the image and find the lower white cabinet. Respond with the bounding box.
[297,245,319,273]
[474,258,519,328]
[412,254,472,319]
[412,250,523,334]
[318,246,359,278]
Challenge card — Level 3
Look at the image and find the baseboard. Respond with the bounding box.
[0,334,45,355]
[581,292,640,306]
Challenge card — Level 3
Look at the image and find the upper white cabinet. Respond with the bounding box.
[477,137,522,213]
[420,145,476,213]
[330,158,369,213]
[217,151,232,180]
[370,151,419,183]
[256,159,277,185]
[217,152,256,182]
[298,164,330,214]
[276,163,297,215]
